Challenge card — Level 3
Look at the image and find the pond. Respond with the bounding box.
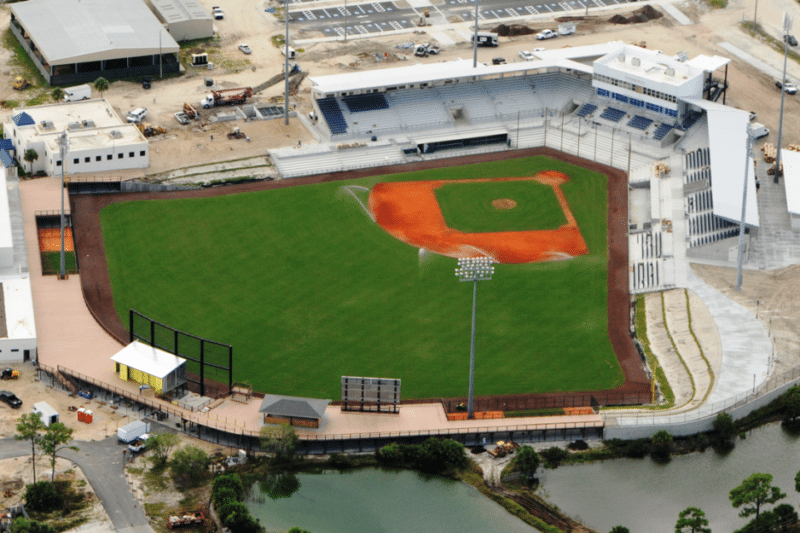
[538,422,800,532]
[247,467,538,533]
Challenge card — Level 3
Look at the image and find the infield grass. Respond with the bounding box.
[100,156,622,399]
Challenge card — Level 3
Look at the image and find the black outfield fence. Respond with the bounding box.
[441,389,651,413]
[130,309,233,397]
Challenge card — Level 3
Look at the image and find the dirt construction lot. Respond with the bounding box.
[0,0,796,177]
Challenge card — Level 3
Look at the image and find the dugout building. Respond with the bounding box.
[10,0,180,86]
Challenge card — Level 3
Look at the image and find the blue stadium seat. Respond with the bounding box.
[318,97,348,135]
[653,123,675,140]
[575,103,597,118]
[599,107,625,122]
[627,115,653,130]
[343,94,389,113]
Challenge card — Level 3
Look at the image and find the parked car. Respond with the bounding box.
[536,29,558,40]
[427,44,441,55]
[174,112,190,125]
[518,50,535,61]
[238,44,252,54]
[142,78,151,89]
[492,57,507,65]
[0,390,22,409]
[212,6,224,19]
[776,79,797,95]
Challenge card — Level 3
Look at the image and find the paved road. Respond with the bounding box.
[0,437,155,533]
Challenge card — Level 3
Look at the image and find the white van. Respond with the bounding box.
[751,123,769,139]
[127,107,148,123]
[63,85,91,102]
[280,46,297,60]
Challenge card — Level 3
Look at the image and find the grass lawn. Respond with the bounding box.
[434,180,567,233]
[100,156,622,399]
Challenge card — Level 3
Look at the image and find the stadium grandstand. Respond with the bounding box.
[270,41,759,296]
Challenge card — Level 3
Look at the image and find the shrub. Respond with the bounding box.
[213,474,244,503]
[9,518,56,533]
[540,447,569,468]
[24,481,63,512]
[567,440,589,451]
[212,487,237,509]
[170,446,210,486]
[327,453,352,468]
[650,430,673,458]
[376,438,467,474]
[624,439,649,459]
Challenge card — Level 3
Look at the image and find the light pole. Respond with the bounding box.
[455,256,494,419]
[472,0,479,68]
[774,13,795,184]
[284,1,290,125]
[57,130,70,280]
[735,122,754,291]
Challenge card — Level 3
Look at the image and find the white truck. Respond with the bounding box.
[118,420,151,443]
[751,122,770,139]
[63,85,91,102]
[128,433,150,453]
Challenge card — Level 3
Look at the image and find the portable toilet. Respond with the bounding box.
[77,408,86,422]
[84,410,93,424]
[32,402,59,427]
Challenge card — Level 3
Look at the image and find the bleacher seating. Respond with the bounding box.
[342,93,389,113]
[318,97,348,135]
[653,123,674,141]
[575,104,597,117]
[627,115,653,130]
[679,112,701,131]
[600,107,626,122]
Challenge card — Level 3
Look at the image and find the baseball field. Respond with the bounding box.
[99,155,623,400]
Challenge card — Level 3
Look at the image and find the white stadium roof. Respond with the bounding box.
[11,0,180,65]
[781,150,800,216]
[150,0,212,24]
[310,57,592,95]
[686,99,759,227]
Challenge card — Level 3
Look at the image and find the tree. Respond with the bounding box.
[288,529,311,533]
[540,446,569,468]
[729,473,786,533]
[169,446,209,486]
[260,423,299,463]
[514,446,540,483]
[795,469,800,493]
[93,77,108,98]
[23,149,38,175]
[50,87,64,103]
[784,386,800,423]
[39,423,78,482]
[212,473,244,503]
[15,412,46,483]
[145,432,180,467]
[609,526,630,533]
[651,430,673,458]
[713,412,737,443]
[675,506,711,533]
[416,438,467,473]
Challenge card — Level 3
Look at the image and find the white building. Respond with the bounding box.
[148,0,214,42]
[4,99,149,177]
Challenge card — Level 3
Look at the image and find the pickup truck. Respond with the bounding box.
[536,29,558,40]
[212,6,224,19]
[128,434,150,453]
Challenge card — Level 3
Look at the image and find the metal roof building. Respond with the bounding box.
[148,0,214,42]
[10,0,180,86]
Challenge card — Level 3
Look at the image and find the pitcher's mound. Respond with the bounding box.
[492,198,517,210]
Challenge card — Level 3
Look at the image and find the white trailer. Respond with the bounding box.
[118,420,151,443]
[32,402,59,427]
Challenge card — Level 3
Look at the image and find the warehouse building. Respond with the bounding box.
[4,100,149,176]
[148,0,214,42]
[10,0,180,86]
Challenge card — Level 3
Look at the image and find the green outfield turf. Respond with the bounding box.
[434,180,567,233]
[100,156,622,400]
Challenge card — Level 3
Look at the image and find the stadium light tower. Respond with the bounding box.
[472,0,479,68]
[284,1,290,126]
[57,130,70,280]
[455,256,494,419]
[735,122,754,291]
[774,13,796,184]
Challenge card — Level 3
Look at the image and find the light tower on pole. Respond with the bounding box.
[57,130,70,280]
[455,256,494,419]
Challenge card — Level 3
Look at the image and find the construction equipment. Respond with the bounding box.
[0,368,19,380]
[136,123,167,137]
[13,77,29,90]
[227,127,245,140]
[487,440,520,458]
[200,87,253,109]
[183,102,199,119]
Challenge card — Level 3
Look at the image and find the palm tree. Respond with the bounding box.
[23,149,38,175]
[93,77,109,98]
[51,87,64,102]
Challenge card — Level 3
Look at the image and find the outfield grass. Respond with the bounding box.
[434,180,567,233]
[100,156,622,399]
